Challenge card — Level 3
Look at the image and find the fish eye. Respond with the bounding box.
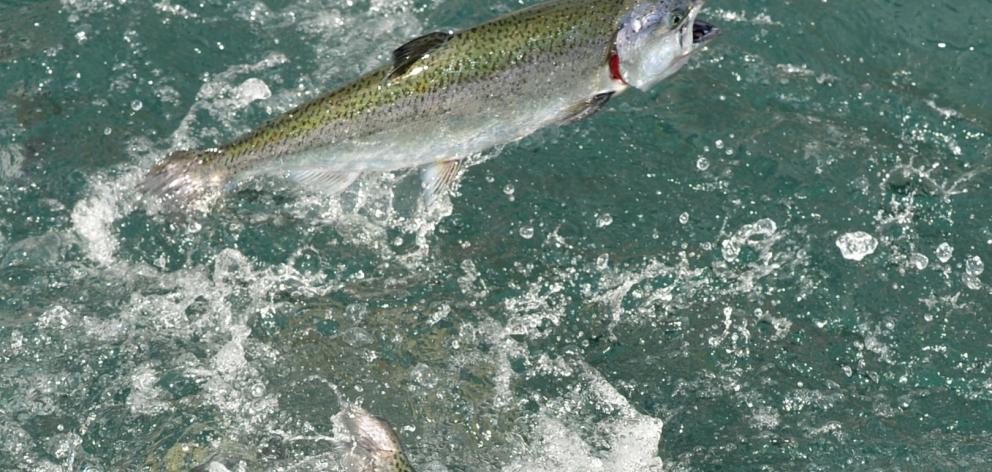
[670,9,688,28]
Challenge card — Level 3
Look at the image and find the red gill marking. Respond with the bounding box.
[609,53,628,85]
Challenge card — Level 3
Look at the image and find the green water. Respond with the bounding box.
[1,0,990,470]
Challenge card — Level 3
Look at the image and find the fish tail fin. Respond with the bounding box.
[140,149,229,209]
[332,405,413,471]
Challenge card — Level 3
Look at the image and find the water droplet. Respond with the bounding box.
[411,364,437,388]
[596,253,609,269]
[519,226,534,239]
[103,127,112,136]
[503,184,515,196]
[836,231,878,261]
[965,255,984,276]
[752,218,777,236]
[236,78,271,106]
[721,238,741,262]
[679,212,690,225]
[963,275,983,290]
[936,242,953,263]
[596,213,613,228]
[130,100,143,112]
[715,139,725,149]
[909,253,929,271]
[696,157,710,171]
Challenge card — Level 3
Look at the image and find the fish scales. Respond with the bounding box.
[224,1,625,163]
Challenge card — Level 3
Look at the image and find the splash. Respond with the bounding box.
[504,365,665,472]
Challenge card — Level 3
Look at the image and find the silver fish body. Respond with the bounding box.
[142,0,718,204]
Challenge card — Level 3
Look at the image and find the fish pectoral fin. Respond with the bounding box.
[286,168,361,194]
[560,92,615,125]
[421,159,463,205]
[389,31,453,80]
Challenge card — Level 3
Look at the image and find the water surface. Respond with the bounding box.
[0,0,990,470]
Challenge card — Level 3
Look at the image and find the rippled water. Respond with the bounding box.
[1,0,990,470]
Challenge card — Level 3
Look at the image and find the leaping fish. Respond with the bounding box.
[142,0,719,207]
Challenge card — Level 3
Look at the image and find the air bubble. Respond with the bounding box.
[519,226,534,239]
[965,255,984,276]
[596,253,609,269]
[936,242,953,263]
[909,253,929,271]
[596,213,613,228]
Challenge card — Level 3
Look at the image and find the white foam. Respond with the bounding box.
[127,364,172,416]
[153,0,198,19]
[836,231,878,262]
[0,231,70,269]
[710,8,780,25]
[171,53,287,151]
[504,365,665,472]
[70,192,118,265]
[60,0,115,17]
[965,255,984,276]
[720,218,778,263]
[925,99,961,120]
[234,78,272,107]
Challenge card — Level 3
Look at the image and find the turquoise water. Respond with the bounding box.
[1,0,990,470]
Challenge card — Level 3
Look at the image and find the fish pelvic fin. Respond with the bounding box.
[140,149,229,211]
[560,92,614,126]
[421,159,463,207]
[332,405,414,472]
[285,167,361,194]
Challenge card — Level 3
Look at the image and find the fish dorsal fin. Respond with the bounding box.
[389,31,452,79]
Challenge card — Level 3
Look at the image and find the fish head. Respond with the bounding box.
[615,0,719,90]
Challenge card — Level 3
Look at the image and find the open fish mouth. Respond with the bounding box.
[693,20,719,44]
